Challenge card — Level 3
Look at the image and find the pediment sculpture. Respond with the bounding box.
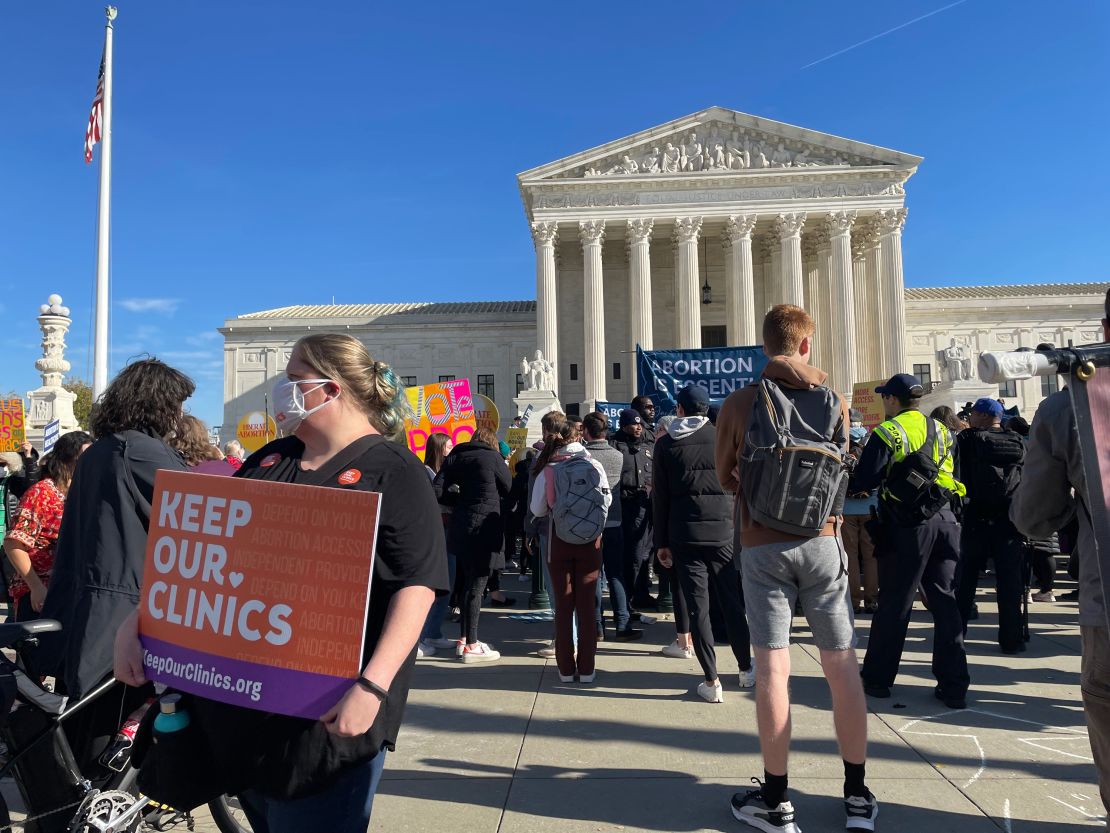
[573,123,872,179]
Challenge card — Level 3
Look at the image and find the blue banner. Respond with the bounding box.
[595,401,630,431]
[637,345,768,416]
[42,419,61,454]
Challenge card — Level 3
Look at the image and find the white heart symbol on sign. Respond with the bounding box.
[228,571,244,589]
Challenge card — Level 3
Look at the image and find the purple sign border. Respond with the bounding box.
[141,635,353,720]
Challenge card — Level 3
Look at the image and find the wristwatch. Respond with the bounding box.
[355,677,389,701]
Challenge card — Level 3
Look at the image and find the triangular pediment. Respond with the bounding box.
[518,107,922,182]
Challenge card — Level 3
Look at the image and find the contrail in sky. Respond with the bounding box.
[800,0,971,70]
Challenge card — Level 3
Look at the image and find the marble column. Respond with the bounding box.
[769,240,783,309]
[862,222,885,382]
[810,228,832,370]
[579,220,607,408]
[627,218,654,390]
[825,211,858,396]
[674,216,703,348]
[877,208,909,376]
[851,235,870,382]
[801,234,821,364]
[531,221,559,389]
[724,215,758,346]
[774,212,807,307]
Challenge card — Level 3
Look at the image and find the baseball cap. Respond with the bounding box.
[971,398,1004,418]
[875,373,924,398]
[676,383,711,414]
[618,408,643,427]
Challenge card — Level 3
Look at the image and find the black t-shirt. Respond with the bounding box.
[191,434,448,800]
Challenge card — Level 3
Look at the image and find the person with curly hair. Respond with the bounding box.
[40,358,194,698]
[175,415,237,475]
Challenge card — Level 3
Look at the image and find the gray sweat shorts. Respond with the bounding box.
[740,535,857,651]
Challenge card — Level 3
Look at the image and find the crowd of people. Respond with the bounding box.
[0,289,1106,833]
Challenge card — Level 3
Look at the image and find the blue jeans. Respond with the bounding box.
[239,751,387,833]
[600,526,630,631]
[421,552,456,642]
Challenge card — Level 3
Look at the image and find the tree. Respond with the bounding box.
[64,378,93,429]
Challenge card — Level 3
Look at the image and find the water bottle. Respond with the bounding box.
[99,698,154,771]
[153,693,191,735]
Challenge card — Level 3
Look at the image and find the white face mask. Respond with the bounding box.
[272,377,338,432]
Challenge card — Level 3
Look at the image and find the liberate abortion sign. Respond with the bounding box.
[138,471,379,719]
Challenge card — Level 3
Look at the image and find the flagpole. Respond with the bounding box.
[92,5,117,400]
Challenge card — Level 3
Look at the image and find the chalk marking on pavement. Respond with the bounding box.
[1017,736,1095,762]
[1047,794,1107,824]
[897,710,987,787]
[1002,798,1012,833]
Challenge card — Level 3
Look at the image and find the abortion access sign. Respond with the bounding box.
[138,471,379,719]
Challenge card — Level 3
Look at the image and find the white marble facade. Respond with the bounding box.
[518,106,919,407]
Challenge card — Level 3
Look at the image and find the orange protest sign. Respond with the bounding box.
[0,399,26,453]
[851,381,886,431]
[403,379,476,456]
[139,470,379,718]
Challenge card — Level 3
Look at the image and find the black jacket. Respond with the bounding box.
[957,426,1025,521]
[610,428,654,501]
[38,431,186,698]
[652,421,733,549]
[2,448,39,526]
[435,440,511,563]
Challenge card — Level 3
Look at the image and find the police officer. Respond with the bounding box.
[611,408,656,609]
[851,373,971,709]
[955,398,1027,653]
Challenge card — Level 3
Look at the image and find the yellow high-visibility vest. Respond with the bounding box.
[872,409,966,500]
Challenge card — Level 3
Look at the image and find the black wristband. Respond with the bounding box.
[355,677,388,701]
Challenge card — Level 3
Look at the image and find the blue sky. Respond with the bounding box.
[2,0,1107,427]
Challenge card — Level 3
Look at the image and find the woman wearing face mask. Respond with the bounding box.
[115,333,447,832]
[842,411,879,614]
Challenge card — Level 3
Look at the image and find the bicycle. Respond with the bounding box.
[0,619,251,833]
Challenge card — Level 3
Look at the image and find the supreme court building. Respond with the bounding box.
[519,106,917,407]
[221,108,1107,438]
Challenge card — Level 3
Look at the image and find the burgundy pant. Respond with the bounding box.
[548,533,602,677]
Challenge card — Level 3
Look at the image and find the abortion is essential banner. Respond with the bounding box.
[138,471,379,719]
[595,402,630,431]
[403,379,476,456]
[637,346,768,416]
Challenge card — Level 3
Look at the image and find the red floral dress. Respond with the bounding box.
[4,478,65,604]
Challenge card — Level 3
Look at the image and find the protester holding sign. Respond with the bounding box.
[115,333,447,831]
[3,431,91,622]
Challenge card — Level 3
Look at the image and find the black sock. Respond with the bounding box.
[763,771,788,807]
[843,760,868,798]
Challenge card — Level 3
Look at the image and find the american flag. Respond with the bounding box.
[84,51,105,164]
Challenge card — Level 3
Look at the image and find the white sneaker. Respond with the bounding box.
[637,613,658,625]
[461,642,501,663]
[558,672,575,683]
[427,637,459,649]
[455,639,466,658]
[579,671,596,684]
[1031,591,1056,602]
[537,640,557,658]
[662,639,693,659]
[697,680,724,703]
[738,666,756,689]
[416,641,435,658]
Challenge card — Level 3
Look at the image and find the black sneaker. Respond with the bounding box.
[862,682,891,699]
[730,780,800,833]
[615,628,644,642]
[845,790,878,831]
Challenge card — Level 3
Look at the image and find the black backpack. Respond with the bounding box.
[880,417,954,527]
[963,428,1024,512]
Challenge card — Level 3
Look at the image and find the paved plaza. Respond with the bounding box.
[3,577,1103,833]
[370,577,1103,833]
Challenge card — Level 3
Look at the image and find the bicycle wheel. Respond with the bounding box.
[207,794,252,833]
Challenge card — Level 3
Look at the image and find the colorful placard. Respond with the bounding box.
[236,411,277,453]
[138,471,379,719]
[850,381,887,431]
[0,399,26,453]
[473,394,500,434]
[403,379,476,456]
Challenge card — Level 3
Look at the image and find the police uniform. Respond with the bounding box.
[850,389,970,705]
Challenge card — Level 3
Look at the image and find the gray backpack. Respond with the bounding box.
[740,378,848,537]
[550,456,610,545]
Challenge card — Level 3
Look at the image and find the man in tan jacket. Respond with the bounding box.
[716,305,874,833]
